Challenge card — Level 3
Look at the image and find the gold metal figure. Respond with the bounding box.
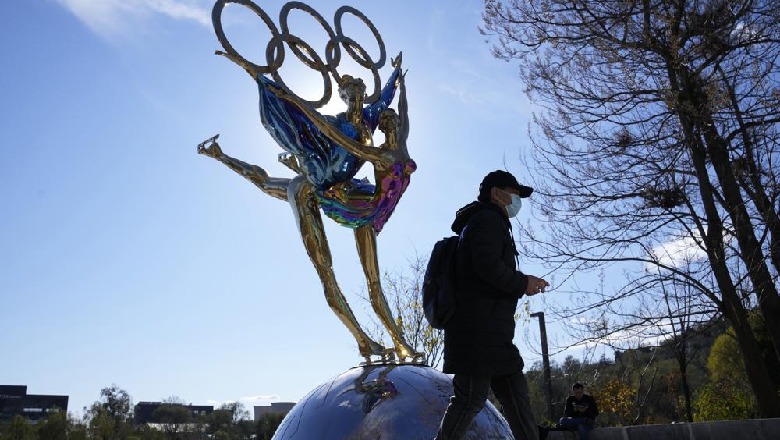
[198,54,422,364]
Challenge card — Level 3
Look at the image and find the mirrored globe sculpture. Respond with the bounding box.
[273,364,513,440]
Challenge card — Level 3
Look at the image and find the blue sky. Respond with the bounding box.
[1,0,577,415]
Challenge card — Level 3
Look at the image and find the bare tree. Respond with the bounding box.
[482,0,780,416]
[604,255,718,422]
[656,278,704,422]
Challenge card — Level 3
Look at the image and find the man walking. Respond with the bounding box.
[435,170,550,440]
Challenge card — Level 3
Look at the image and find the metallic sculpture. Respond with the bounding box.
[199,0,422,364]
[271,365,514,439]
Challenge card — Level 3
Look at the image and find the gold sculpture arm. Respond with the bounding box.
[396,63,410,156]
[278,152,302,174]
[265,82,387,164]
[216,50,259,79]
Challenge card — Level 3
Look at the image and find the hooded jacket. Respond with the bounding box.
[442,201,530,375]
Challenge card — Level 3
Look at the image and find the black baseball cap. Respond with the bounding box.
[478,170,534,202]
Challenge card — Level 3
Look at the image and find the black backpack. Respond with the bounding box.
[422,235,459,329]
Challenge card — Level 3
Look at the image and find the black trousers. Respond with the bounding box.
[435,371,539,440]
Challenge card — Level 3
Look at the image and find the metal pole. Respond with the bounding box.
[531,311,555,422]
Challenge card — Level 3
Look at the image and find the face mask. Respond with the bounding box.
[505,193,523,218]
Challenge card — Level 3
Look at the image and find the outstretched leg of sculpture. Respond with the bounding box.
[354,225,424,362]
[287,176,389,363]
[199,137,387,363]
[197,136,289,201]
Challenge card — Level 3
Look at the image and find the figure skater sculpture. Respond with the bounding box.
[200,1,422,363]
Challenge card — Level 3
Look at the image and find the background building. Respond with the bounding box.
[254,402,295,420]
[134,401,214,424]
[0,385,68,423]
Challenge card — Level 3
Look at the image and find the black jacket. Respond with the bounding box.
[563,394,599,420]
[442,201,530,375]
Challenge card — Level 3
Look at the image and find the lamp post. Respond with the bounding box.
[531,311,555,422]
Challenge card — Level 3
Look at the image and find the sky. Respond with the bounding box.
[1,0,592,416]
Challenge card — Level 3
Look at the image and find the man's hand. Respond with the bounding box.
[525,275,550,296]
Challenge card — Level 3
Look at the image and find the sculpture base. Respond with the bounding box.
[272,363,513,440]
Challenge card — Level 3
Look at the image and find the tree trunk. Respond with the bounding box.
[699,124,780,346]
[673,95,780,417]
[720,291,780,417]
[691,78,780,367]
[672,328,694,422]
[719,66,780,280]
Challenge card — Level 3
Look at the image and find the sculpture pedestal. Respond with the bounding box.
[272,363,513,440]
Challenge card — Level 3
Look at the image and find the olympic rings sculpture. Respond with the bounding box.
[212,0,388,108]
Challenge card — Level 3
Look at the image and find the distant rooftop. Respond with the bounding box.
[0,385,69,423]
[253,402,295,420]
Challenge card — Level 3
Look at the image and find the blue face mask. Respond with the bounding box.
[505,193,523,218]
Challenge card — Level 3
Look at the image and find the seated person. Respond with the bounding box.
[558,382,598,440]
